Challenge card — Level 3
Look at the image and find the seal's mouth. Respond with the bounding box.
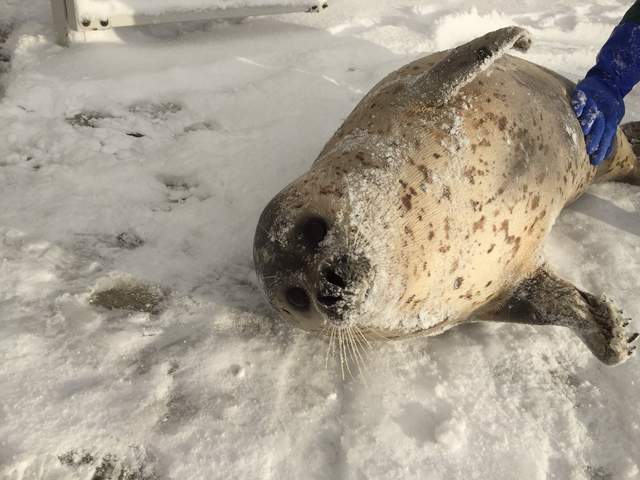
[275,252,372,328]
[316,255,367,321]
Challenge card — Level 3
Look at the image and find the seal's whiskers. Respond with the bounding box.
[354,325,373,350]
[347,326,370,383]
[341,327,356,380]
[345,327,361,377]
[325,325,336,369]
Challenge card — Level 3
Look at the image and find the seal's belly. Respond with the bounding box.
[370,55,597,331]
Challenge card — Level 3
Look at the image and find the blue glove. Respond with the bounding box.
[572,76,624,166]
[572,21,640,166]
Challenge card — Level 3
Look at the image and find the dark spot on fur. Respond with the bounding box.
[441,186,451,201]
[464,166,476,185]
[511,236,521,253]
[401,194,412,211]
[450,260,459,273]
[485,280,492,287]
[530,195,540,210]
[453,277,464,289]
[473,216,486,232]
[418,165,433,183]
[439,245,450,253]
[428,231,435,240]
[433,153,441,159]
[487,244,495,253]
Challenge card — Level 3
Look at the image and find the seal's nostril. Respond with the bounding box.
[286,287,311,311]
[323,268,347,289]
[301,216,328,247]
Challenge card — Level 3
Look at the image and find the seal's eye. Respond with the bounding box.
[285,287,311,311]
[300,216,328,247]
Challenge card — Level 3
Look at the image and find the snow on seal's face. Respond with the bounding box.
[253,162,405,333]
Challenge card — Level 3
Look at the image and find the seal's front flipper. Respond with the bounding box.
[413,26,531,106]
[492,267,638,365]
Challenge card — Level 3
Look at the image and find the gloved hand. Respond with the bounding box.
[572,20,640,166]
[572,75,625,166]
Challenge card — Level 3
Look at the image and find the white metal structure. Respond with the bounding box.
[50,0,328,45]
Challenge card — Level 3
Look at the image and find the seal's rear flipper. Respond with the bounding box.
[594,123,640,185]
[491,267,638,365]
[618,121,640,185]
[413,26,531,106]
[621,121,640,155]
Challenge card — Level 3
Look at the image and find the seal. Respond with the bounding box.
[253,27,640,365]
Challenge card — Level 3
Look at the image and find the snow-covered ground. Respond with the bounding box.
[1,1,640,479]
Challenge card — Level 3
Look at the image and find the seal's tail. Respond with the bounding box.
[594,122,640,185]
[618,121,640,185]
[622,121,640,159]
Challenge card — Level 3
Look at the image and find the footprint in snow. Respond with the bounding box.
[89,274,169,314]
[128,101,182,120]
[58,446,158,480]
[157,174,210,205]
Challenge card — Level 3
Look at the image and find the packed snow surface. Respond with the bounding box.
[1,0,640,479]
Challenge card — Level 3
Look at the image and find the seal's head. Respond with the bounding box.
[253,163,401,333]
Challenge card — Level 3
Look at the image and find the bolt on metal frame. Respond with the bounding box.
[50,0,328,45]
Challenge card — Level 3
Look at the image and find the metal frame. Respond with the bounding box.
[50,0,328,46]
